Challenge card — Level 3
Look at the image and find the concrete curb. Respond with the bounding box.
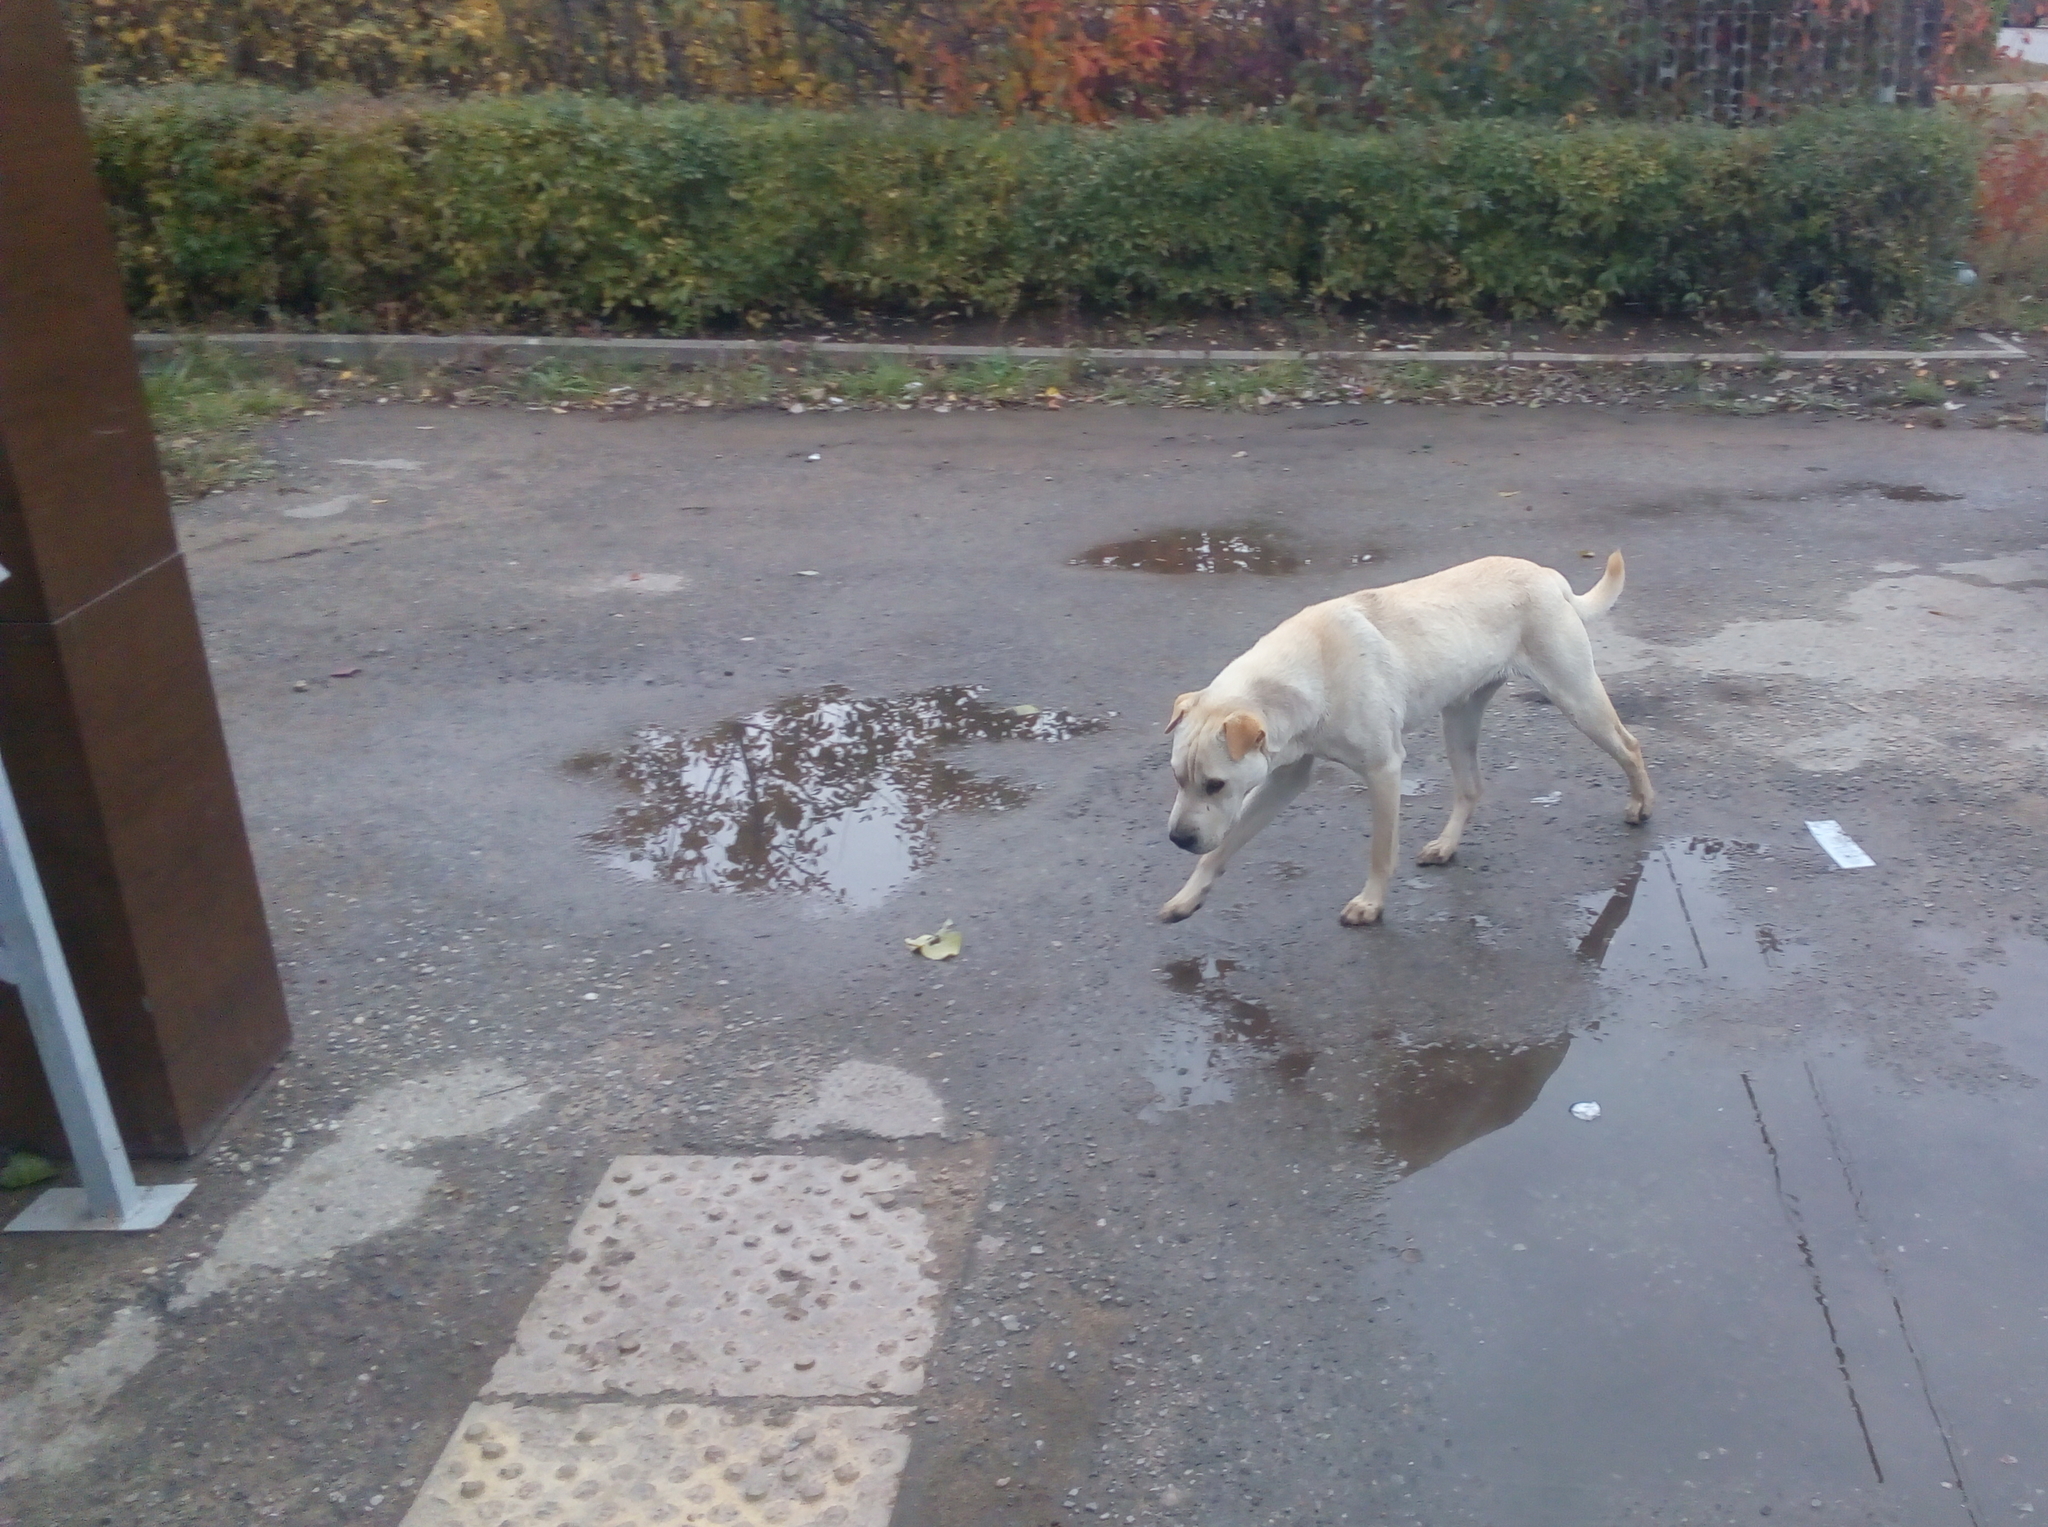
[133,330,2034,371]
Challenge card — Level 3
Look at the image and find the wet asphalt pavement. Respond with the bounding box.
[4,398,2048,1527]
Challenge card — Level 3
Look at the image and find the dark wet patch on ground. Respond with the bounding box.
[574,686,1101,904]
[896,1209,1133,1527]
[1841,482,1965,503]
[1068,527,1375,576]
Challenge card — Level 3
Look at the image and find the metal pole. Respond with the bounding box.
[0,566,192,1232]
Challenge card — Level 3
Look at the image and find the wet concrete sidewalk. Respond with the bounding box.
[3,400,2046,1527]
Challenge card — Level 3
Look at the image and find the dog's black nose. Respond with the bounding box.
[1169,828,1199,852]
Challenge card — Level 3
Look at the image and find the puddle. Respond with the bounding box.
[1355,1036,1572,1177]
[1140,957,1311,1118]
[1843,482,1964,503]
[1356,932,2048,1523]
[1140,957,1568,1175]
[1068,528,1375,575]
[576,686,1099,905]
[1574,836,1804,990]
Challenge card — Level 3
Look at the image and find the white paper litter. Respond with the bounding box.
[1569,1102,1602,1121]
[1805,820,1875,869]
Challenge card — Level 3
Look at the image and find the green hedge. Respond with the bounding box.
[86,88,1979,329]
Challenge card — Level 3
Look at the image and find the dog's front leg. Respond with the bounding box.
[1340,764,1403,926]
[1159,757,1314,923]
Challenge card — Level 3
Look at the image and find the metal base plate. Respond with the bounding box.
[3,1181,195,1232]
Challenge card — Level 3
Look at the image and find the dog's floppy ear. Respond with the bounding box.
[1165,691,1202,733]
[1222,711,1267,761]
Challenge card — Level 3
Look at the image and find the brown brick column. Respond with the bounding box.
[0,0,290,1157]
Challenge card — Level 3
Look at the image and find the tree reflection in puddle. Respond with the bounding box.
[1142,956,1570,1178]
[1140,957,1313,1119]
[1356,1036,1571,1177]
[574,685,1100,905]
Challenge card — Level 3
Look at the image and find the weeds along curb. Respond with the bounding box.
[134,332,2034,370]
[140,330,2046,503]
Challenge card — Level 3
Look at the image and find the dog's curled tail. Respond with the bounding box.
[1570,550,1626,621]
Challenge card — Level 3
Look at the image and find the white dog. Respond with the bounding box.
[1161,552,1652,927]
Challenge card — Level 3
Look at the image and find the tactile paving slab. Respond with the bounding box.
[400,1400,911,1527]
[487,1156,937,1398]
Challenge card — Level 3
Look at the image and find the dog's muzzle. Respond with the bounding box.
[1169,826,1201,853]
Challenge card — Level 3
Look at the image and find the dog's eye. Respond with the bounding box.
[1204,779,1226,795]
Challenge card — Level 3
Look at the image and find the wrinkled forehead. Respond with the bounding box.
[1170,708,1227,777]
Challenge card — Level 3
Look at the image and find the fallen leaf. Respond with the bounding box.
[905,920,962,961]
[1,1150,58,1190]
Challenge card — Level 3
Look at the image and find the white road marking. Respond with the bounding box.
[174,1063,543,1309]
[0,1308,160,1482]
[772,1061,948,1140]
[1806,820,1876,869]
[570,572,692,595]
[282,495,356,519]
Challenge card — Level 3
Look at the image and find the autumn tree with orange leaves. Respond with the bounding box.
[67,0,1992,122]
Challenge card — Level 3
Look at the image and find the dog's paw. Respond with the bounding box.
[1158,897,1202,924]
[1415,840,1457,866]
[1339,896,1384,927]
[1625,799,1652,826]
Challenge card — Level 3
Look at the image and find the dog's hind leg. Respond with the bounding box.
[1418,679,1503,865]
[1159,756,1315,923]
[1523,631,1653,825]
[1340,762,1403,926]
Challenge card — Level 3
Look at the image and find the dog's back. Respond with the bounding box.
[1347,552,1624,627]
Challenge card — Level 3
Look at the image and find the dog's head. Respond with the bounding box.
[1164,690,1269,854]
